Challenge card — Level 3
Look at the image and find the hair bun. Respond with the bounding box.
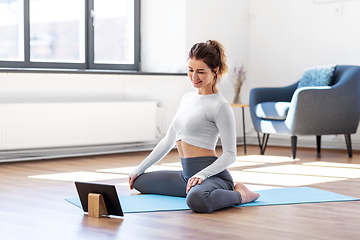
[188,40,228,78]
[206,40,219,51]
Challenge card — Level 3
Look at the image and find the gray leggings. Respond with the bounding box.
[133,156,242,213]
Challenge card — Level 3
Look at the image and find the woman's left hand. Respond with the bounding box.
[186,177,203,194]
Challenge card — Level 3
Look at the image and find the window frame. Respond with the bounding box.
[0,0,140,71]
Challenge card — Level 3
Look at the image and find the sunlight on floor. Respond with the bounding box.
[303,162,360,169]
[244,164,360,178]
[97,155,357,189]
[97,161,263,175]
[116,182,132,186]
[230,170,346,187]
[161,162,182,167]
[97,165,182,175]
[28,171,128,182]
[242,184,281,191]
[27,155,360,190]
[236,155,299,163]
[228,161,264,168]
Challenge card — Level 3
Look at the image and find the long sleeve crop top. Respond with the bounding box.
[129,91,237,180]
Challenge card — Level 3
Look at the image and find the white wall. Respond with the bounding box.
[2,0,359,155]
[185,0,250,71]
[185,0,250,105]
[140,0,250,76]
[244,0,360,149]
[140,0,187,73]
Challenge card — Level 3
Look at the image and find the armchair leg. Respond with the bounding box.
[316,135,321,154]
[344,134,353,158]
[291,136,297,159]
[257,132,261,151]
[262,133,270,155]
[257,132,269,155]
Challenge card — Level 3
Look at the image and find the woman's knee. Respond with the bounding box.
[186,188,212,213]
[132,173,150,192]
[133,171,187,197]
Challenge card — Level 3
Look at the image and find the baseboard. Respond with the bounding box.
[1,135,358,163]
[0,142,158,163]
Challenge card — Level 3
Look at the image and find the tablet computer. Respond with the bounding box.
[75,181,124,217]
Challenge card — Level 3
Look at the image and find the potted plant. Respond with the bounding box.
[232,63,246,104]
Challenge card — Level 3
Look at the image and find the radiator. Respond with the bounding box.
[0,102,158,153]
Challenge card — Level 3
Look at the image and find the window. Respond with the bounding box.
[0,0,24,61]
[0,0,140,70]
[30,0,85,63]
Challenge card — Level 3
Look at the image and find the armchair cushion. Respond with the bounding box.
[255,102,291,120]
[297,64,336,89]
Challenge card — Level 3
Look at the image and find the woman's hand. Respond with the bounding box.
[129,174,138,190]
[186,177,203,194]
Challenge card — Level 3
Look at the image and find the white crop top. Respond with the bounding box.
[130,91,237,180]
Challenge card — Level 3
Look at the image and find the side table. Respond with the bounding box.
[231,104,249,154]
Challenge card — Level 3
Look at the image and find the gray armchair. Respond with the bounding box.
[249,65,360,159]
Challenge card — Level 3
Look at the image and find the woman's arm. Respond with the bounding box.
[192,103,237,180]
[130,94,187,180]
[129,123,177,178]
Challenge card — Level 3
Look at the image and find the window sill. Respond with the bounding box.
[0,68,187,76]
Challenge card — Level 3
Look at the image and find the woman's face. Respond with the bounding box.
[187,58,217,95]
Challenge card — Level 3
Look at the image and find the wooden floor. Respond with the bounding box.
[1,145,360,240]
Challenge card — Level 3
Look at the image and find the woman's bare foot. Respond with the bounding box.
[234,183,260,204]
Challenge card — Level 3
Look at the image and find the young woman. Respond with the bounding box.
[129,40,260,213]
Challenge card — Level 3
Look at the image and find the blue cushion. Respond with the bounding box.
[255,102,291,120]
[297,64,336,89]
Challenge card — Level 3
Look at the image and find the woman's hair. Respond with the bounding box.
[188,40,228,79]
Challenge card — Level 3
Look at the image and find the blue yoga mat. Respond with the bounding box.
[66,187,359,213]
